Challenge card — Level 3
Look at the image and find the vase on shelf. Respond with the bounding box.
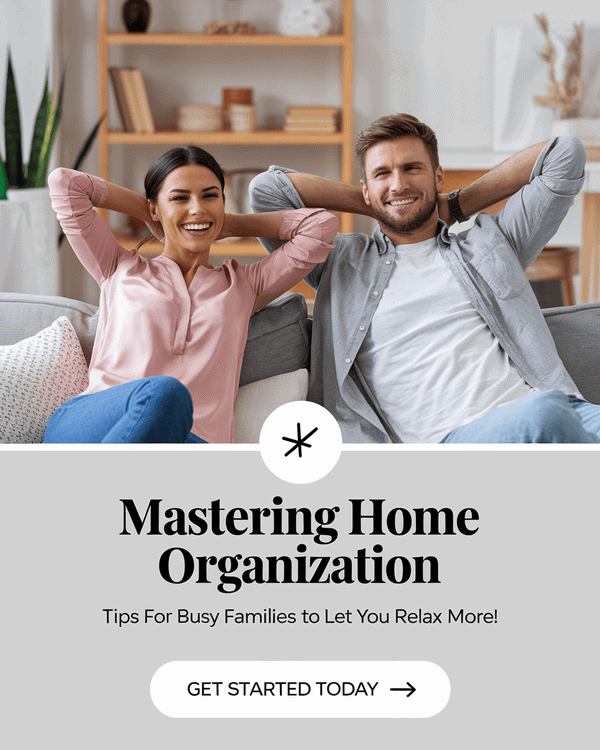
[122,0,151,33]
[277,0,332,37]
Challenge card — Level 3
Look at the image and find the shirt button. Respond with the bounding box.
[373,291,379,297]
[359,325,365,331]
[385,260,391,265]
[345,358,351,364]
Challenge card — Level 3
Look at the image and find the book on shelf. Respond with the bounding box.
[284,111,338,133]
[285,117,338,126]
[116,69,145,133]
[108,67,135,132]
[288,106,339,116]
[108,68,154,133]
[285,106,339,132]
[130,68,155,134]
[284,124,338,133]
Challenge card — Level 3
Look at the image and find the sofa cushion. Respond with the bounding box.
[0,293,98,364]
[234,368,309,443]
[543,302,600,404]
[240,293,310,386]
[0,316,89,443]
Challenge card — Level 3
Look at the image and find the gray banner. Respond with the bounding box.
[3,449,597,748]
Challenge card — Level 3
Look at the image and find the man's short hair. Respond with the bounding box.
[355,113,440,179]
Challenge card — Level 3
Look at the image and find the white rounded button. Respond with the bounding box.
[151,661,451,719]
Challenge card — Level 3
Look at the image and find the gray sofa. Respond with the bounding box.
[1,291,599,442]
[0,292,311,443]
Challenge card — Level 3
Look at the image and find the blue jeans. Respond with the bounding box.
[43,376,207,444]
[441,390,600,443]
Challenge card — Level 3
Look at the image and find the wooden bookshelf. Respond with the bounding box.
[98,0,354,306]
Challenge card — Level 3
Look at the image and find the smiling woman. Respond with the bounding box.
[143,147,227,287]
[43,145,338,444]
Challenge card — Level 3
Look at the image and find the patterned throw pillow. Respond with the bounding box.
[0,316,89,443]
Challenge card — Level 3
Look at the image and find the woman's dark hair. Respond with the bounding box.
[136,144,225,251]
[144,144,225,201]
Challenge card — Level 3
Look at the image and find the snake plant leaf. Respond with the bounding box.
[34,65,66,188]
[4,49,25,188]
[72,112,106,171]
[25,70,51,188]
[0,157,7,199]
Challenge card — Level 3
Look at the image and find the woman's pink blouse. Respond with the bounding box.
[48,168,337,443]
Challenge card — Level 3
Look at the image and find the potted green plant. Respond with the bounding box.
[2,49,105,193]
[1,49,104,295]
[2,50,65,190]
[0,50,63,293]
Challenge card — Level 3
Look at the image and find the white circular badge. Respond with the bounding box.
[259,401,342,484]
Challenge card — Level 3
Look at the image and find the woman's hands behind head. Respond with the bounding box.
[214,213,237,242]
[145,217,164,241]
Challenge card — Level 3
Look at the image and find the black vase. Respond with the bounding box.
[122,0,151,33]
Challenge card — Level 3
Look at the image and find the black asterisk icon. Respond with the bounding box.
[282,423,318,458]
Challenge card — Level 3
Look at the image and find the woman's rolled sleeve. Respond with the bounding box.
[48,168,122,284]
[244,207,338,298]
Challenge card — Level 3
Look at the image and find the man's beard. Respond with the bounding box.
[370,191,438,235]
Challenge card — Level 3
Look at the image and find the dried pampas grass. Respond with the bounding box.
[533,14,584,119]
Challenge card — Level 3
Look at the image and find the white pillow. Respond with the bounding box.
[234,369,308,443]
[0,316,89,443]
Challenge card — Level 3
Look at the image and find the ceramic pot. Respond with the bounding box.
[122,0,151,33]
[5,187,60,295]
[222,88,253,130]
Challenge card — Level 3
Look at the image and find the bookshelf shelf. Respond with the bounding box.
[98,0,353,302]
[106,33,346,47]
[106,129,345,145]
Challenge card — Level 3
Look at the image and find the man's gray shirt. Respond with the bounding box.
[249,136,586,443]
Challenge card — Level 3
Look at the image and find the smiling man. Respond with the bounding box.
[249,113,600,444]
[359,135,443,240]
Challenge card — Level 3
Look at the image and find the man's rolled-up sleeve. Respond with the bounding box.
[495,135,587,269]
[249,166,307,255]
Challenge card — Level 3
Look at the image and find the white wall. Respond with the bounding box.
[0,1,54,165]
[3,0,600,303]
[374,0,600,149]
[0,0,97,302]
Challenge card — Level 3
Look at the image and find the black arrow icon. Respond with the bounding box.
[390,682,416,698]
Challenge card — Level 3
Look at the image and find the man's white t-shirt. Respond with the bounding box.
[356,237,535,443]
